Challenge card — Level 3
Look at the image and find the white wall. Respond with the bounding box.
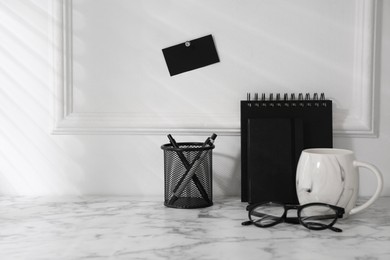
[0,0,388,197]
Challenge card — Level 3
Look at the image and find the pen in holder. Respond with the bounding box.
[161,134,217,208]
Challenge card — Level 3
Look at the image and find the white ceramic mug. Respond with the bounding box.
[296,148,383,217]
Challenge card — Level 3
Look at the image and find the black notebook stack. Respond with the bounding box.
[241,93,333,205]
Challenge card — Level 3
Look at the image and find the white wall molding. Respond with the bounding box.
[52,0,378,136]
[331,0,378,137]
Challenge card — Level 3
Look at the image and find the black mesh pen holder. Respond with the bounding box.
[161,142,214,209]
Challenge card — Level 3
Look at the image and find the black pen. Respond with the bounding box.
[168,134,217,205]
[167,134,211,204]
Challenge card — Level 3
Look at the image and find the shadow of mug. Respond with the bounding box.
[296,148,383,218]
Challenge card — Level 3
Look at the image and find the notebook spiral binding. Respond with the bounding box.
[245,92,329,107]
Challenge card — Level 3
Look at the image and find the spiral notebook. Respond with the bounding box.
[241,93,333,204]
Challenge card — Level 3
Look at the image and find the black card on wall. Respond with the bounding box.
[162,35,220,76]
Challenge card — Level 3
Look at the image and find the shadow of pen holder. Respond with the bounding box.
[161,142,214,209]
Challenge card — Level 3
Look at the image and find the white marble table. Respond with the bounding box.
[1,196,389,260]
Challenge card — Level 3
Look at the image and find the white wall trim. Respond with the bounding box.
[331,0,378,137]
[52,0,378,136]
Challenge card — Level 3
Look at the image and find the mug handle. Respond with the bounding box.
[350,161,383,215]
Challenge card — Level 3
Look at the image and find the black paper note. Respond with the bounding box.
[162,35,220,76]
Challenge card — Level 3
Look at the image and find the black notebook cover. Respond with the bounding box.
[241,93,333,204]
[248,118,303,204]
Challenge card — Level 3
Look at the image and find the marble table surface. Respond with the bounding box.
[1,196,389,260]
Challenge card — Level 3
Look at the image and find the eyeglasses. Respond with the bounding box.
[242,202,345,232]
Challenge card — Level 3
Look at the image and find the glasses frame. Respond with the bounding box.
[245,202,345,232]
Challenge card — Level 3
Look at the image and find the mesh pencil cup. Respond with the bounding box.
[161,142,214,209]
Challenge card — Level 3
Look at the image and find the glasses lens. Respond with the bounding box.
[300,205,338,230]
[250,202,284,226]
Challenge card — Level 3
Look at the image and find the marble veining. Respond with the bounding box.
[1,196,390,260]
